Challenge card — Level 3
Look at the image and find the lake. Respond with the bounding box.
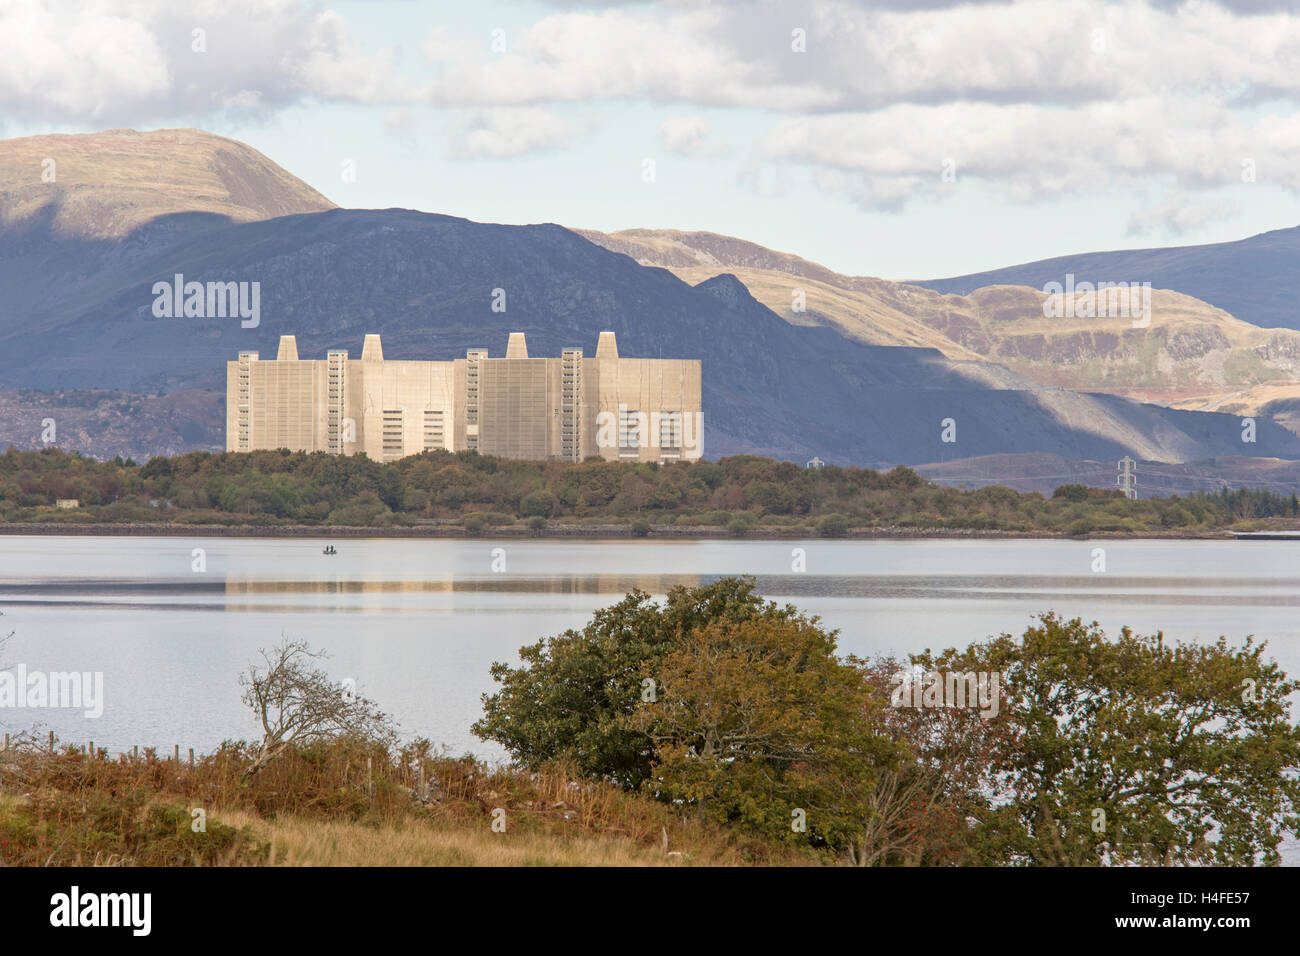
[2,534,1298,761]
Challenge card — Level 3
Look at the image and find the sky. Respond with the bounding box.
[3,0,1300,280]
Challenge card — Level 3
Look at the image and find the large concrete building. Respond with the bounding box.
[226,332,702,463]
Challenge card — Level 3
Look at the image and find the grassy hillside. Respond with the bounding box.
[0,740,796,866]
[578,228,1300,428]
[0,127,336,241]
[914,224,1300,333]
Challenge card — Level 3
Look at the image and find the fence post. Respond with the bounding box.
[367,756,373,799]
[89,740,94,758]
[189,748,194,767]
[174,744,180,762]
[48,731,54,752]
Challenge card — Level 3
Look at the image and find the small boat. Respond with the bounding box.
[322,545,338,555]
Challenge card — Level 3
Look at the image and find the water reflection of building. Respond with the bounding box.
[222,573,702,599]
[227,331,702,463]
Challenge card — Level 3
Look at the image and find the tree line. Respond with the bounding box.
[475,578,1300,865]
[1,445,1296,534]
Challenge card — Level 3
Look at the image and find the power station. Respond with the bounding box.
[226,332,702,463]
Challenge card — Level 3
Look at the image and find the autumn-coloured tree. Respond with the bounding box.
[853,655,1019,865]
[477,582,1300,865]
[474,578,799,790]
[627,615,904,848]
[913,613,1300,865]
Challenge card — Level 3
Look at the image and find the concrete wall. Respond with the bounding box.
[352,359,457,461]
[227,333,701,462]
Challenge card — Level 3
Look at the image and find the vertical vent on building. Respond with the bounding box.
[382,409,404,461]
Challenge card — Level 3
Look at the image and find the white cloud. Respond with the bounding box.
[1126,191,1241,236]
[422,7,836,111]
[11,0,1300,126]
[0,0,417,125]
[759,98,1300,209]
[416,1,1300,112]
[8,0,1300,220]
[218,90,263,111]
[0,1,170,121]
[448,108,577,159]
[385,107,414,135]
[398,0,1300,213]
[657,116,710,154]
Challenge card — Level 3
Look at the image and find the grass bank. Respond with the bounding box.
[0,737,809,867]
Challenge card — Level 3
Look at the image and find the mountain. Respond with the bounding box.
[0,127,336,241]
[0,389,225,461]
[5,204,1298,466]
[2,128,1299,468]
[576,228,1300,425]
[912,226,1300,332]
[574,227,971,354]
[915,452,1300,498]
[0,128,338,344]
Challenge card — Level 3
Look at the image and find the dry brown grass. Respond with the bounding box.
[213,809,697,866]
[0,736,812,867]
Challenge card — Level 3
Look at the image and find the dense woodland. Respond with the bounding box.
[0,446,1296,534]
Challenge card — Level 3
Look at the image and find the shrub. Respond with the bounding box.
[818,513,851,537]
[727,513,757,535]
[436,486,468,509]
[520,490,554,518]
[0,789,269,866]
[326,493,392,526]
[1052,484,1090,502]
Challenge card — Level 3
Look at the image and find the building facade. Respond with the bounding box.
[226,332,702,463]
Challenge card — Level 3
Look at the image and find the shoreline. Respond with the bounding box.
[0,521,1245,540]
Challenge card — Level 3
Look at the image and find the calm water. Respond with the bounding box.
[2,535,1298,760]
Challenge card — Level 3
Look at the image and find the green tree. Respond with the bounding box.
[474,579,802,790]
[913,613,1300,865]
[818,513,850,537]
[139,457,172,481]
[519,490,554,518]
[1052,484,1090,502]
[629,614,901,847]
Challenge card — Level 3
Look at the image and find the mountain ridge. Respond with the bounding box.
[576,227,1300,425]
[911,225,1300,332]
[2,128,1298,469]
[0,127,337,242]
